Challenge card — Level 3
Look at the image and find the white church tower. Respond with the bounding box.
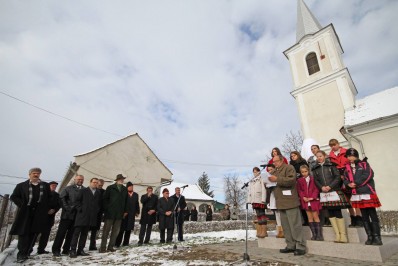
[283,0,357,148]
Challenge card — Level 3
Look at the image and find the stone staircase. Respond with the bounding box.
[258,226,398,262]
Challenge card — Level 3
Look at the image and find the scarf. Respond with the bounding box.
[27,181,44,206]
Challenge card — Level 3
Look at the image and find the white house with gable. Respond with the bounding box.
[160,182,214,212]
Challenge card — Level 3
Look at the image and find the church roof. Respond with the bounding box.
[296,0,322,42]
[160,182,214,201]
[345,87,398,127]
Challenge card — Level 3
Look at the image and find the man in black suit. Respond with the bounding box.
[171,187,187,241]
[138,186,158,245]
[89,178,105,250]
[69,178,102,258]
[115,182,140,247]
[52,175,84,256]
[10,168,52,263]
[36,181,61,254]
[157,188,175,243]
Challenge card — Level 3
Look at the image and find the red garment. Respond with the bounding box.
[329,147,349,170]
[350,194,381,208]
[297,176,321,212]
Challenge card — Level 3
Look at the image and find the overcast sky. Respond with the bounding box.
[1,0,397,201]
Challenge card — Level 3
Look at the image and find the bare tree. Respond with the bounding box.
[281,130,303,158]
[224,174,247,209]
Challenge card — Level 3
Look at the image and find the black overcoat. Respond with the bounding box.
[170,194,187,224]
[60,184,84,220]
[157,197,175,230]
[140,193,158,225]
[48,191,61,226]
[74,187,102,227]
[121,192,140,231]
[10,180,51,235]
[190,209,198,221]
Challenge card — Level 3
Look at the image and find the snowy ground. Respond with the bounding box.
[5,230,263,265]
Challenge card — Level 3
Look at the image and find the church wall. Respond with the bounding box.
[349,126,398,210]
[300,80,345,146]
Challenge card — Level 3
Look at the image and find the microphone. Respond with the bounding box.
[180,185,189,188]
[241,182,249,189]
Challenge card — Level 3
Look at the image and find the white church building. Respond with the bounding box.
[284,0,398,210]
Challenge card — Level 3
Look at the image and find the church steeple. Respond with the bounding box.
[296,0,322,42]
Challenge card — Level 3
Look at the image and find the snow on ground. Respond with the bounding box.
[5,229,259,265]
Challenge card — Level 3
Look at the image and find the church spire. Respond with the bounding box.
[296,0,322,42]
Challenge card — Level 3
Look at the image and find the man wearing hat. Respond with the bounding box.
[36,181,61,254]
[115,182,140,247]
[10,168,52,263]
[99,174,128,253]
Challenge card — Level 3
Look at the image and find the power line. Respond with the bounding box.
[0,91,260,168]
[0,90,123,137]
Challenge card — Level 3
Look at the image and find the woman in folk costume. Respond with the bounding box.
[247,167,267,238]
[312,151,351,243]
[343,148,382,245]
[297,165,323,241]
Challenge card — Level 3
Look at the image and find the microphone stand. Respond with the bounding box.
[241,182,251,262]
[173,187,187,250]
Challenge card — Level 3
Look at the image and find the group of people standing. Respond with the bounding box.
[10,170,189,263]
[247,139,383,256]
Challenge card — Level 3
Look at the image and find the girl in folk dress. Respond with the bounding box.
[297,165,323,241]
[312,151,351,243]
[344,148,382,245]
[247,167,267,238]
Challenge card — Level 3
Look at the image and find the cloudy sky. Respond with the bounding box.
[1,0,397,201]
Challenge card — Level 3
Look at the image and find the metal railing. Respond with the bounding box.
[0,195,17,252]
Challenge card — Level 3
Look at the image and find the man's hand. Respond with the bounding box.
[135,213,139,217]
[48,209,55,215]
[268,175,277,182]
[165,211,172,216]
[321,186,329,192]
[123,212,128,218]
[148,210,155,215]
[303,197,309,202]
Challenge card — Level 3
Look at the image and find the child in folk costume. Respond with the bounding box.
[297,165,323,241]
[264,164,284,238]
[247,167,267,238]
[312,151,351,243]
[343,148,382,245]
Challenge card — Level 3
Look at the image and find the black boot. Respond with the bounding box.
[363,221,373,245]
[355,216,364,227]
[315,222,324,241]
[371,222,383,246]
[349,215,356,228]
[309,222,316,240]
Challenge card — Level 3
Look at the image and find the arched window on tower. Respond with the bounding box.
[306,52,320,75]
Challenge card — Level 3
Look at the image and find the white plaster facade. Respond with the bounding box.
[285,1,398,210]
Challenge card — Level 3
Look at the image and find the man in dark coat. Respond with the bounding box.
[115,182,140,247]
[99,174,128,253]
[138,186,158,245]
[10,168,52,263]
[69,178,102,258]
[157,188,175,243]
[52,175,84,256]
[89,178,105,250]
[36,181,61,254]
[170,187,187,241]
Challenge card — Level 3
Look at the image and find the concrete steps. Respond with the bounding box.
[258,226,398,262]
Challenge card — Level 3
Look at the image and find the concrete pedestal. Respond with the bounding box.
[258,227,398,262]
